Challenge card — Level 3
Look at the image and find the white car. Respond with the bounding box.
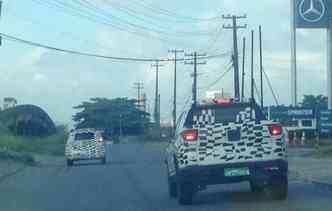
[165,98,288,205]
[65,128,106,166]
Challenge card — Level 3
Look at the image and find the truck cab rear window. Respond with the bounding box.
[184,103,266,127]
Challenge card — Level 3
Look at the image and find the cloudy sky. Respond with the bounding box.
[0,0,327,124]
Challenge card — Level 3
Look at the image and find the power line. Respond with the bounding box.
[28,0,185,46]
[33,0,213,38]
[97,0,215,33]
[198,61,233,90]
[0,32,229,63]
[5,8,146,57]
[262,67,279,106]
[125,0,220,22]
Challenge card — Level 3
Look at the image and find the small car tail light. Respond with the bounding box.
[268,124,283,136]
[181,129,198,142]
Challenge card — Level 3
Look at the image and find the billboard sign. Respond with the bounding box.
[319,110,332,134]
[267,107,316,130]
[295,0,332,28]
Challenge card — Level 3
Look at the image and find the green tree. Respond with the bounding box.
[300,95,328,110]
[73,98,150,135]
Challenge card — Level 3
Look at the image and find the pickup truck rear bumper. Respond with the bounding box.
[172,159,288,186]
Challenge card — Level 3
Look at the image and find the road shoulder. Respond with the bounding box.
[289,148,332,190]
[0,160,26,183]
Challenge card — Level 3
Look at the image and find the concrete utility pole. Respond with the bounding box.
[241,37,246,102]
[133,82,144,110]
[328,19,332,109]
[251,30,255,113]
[259,26,264,109]
[151,61,163,130]
[291,0,297,106]
[0,0,2,46]
[168,49,184,135]
[223,14,247,101]
[185,52,206,107]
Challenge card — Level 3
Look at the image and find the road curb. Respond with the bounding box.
[290,170,332,191]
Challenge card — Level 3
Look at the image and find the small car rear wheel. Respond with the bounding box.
[101,157,106,164]
[67,160,74,166]
[177,182,194,205]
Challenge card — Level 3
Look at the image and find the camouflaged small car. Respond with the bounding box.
[65,128,106,166]
[165,99,288,205]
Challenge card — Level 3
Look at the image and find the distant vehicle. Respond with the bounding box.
[65,128,107,166]
[165,98,288,205]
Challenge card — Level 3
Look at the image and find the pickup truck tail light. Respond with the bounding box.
[181,129,198,142]
[268,124,283,136]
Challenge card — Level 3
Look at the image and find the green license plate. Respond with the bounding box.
[224,167,250,177]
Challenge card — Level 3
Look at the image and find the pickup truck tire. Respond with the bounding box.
[166,161,177,198]
[177,182,194,205]
[270,176,288,200]
[168,178,177,198]
[250,181,264,193]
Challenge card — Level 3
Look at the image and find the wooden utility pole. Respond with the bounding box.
[168,49,184,136]
[185,52,206,107]
[223,14,247,101]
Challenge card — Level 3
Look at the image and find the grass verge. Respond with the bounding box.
[0,127,67,164]
[312,146,332,158]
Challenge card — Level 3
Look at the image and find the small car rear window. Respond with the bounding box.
[74,132,95,141]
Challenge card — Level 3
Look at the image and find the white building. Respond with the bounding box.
[3,97,17,110]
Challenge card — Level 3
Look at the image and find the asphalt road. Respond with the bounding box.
[0,143,332,211]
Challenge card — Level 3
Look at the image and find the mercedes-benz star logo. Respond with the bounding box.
[299,0,325,22]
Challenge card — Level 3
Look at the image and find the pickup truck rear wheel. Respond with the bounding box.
[166,162,177,198]
[67,160,73,166]
[177,182,194,205]
[250,181,264,193]
[168,178,177,198]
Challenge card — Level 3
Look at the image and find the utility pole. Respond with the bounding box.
[259,26,264,109]
[241,37,246,102]
[119,114,123,138]
[168,49,184,136]
[133,82,144,110]
[251,30,255,117]
[291,0,298,107]
[0,0,2,46]
[185,52,206,107]
[151,61,163,132]
[223,14,247,101]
